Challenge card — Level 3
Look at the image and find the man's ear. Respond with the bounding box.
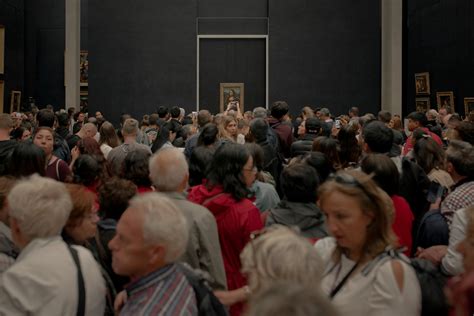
[148,245,166,266]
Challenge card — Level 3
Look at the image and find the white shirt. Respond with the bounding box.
[0,236,105,316]
[100,143,113,159]
[441,208,466,276]
[315,237,421,316]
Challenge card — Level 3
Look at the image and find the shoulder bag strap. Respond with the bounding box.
[329,261,360,299]
[67,245,86,316]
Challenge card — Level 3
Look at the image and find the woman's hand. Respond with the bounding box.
[416,245,448,265]
[214,286,249,306]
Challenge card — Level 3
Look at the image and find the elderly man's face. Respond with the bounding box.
[109,208,155,279]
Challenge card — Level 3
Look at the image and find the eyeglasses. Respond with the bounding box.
[243,166,258,173]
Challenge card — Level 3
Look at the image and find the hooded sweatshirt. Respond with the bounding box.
[265,200,328,239]
[187,184,263,316]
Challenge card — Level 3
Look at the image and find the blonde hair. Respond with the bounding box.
[241,226,324,294]
[318,170,396,260]
[218,115,237,141]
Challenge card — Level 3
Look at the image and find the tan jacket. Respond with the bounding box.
[161,192,227,290]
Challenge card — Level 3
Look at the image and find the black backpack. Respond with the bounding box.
[414,209,449,251]
[375,250,449,316]
[178,264,228,316]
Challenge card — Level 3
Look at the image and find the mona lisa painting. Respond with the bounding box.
[220,83,244,113]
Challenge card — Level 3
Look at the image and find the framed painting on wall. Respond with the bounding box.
[220,83,244,113]
[80,50,88,86]
[415,72,430,95]
[10,90,21,113]
[416,97,431,113]
[436,91,454,110]
[464,97,474,116]
[0,25,4,74]
[80,90,88,110]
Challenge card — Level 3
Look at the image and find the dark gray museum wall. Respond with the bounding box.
[0,0,24,111]
[269,0,381,117]
[90,0,381,122]
[24,0,89,111]
[88,0,198,125]
[406,0,474,115]
[24,0,65,110]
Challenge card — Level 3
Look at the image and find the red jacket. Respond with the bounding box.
[403,127,443,156]
[188,184,263,316]
[391,195,414,256]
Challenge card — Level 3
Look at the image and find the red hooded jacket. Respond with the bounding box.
[188,184,263,316]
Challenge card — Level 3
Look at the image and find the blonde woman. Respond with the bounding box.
[218,116,238,143]
[315,170,421,316]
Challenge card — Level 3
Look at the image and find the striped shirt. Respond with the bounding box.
[121,264,197,316]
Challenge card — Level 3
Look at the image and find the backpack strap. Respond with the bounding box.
[67,245,86,316]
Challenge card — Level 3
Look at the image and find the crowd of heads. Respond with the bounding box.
[0,100,473,315]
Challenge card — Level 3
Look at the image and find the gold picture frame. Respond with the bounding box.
[464,97,474,116]
[10,90,21,113]
[80,50,88,86]
[416,97,430,113]
[415,72,430,95]
[220,83,244,113]
[436,91,454,110]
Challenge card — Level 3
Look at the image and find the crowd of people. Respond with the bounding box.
[0,100,473,316]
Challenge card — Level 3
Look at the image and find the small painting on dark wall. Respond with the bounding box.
[436,91,454,110]
[464,97,474,116]
[80,51,88,85]
[416,97,430,113]
[10,90,21,113]
[415,72,430,95]
[220,83,244,113]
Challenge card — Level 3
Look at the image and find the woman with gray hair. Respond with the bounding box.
[214,226,334,314]
[0,175,105,315]
[241,225,326,294]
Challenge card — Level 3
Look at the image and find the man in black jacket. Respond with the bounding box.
[290,117,324,157]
